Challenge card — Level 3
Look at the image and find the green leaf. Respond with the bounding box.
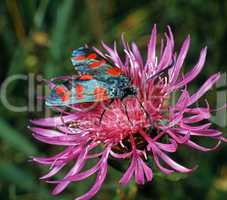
[46,0,74,77]
[155,172,188,182]
[0,162,36,190]
[34,0,50,29]
[0,162,53,198]
[0,118,37,155]
[7,47,26,77]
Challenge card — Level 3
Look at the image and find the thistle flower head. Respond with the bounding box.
[30,25,226,200]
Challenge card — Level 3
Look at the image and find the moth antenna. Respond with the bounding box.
[38,77,55,89]
[65,104,83,112]
[50,75,77,82]
[51,106,71,115]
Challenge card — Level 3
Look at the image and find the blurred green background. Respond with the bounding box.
[0,0,227,199]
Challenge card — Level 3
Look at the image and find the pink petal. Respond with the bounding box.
[156,139,178,152]
[166,130,190,144]
[157,34,173,70]
[110,151,132,159]
[188,73,220,106]
[131,42,144,68]
[186,140,221,152]
[156,148,193,173]
[169,35,190,84]
[140,159,153,182]
[119,154,136,185]
[30,127,64,137]
[32,134,82,146]
[179,123,211,131]
[75,162,108,200]
[146,24,157,67]
[40,164,66,179]
[174,47,207,89]
[30,114,78,127]
[152,152,174,174]
[52,148,88,195]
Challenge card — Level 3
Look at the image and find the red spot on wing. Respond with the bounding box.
[89,59,106,68]
[87,53,97,59]
[75,83,84,99]
[74,55,85,61]
[55,86,70,102]
[93,87,109,101]
[106,67,122,76]
[55,86,65,95]
[79,74,93,81]
[61,91,71,102]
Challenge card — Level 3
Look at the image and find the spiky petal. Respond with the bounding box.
[30,25,226,200]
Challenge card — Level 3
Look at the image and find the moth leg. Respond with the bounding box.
[99,99,115,125]
[123,102,133,126]
[136,96,152,125]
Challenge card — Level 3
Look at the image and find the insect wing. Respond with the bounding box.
[46,79,116,106]
[71,47,123,80]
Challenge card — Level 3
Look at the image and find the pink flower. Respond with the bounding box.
[30,25,226,200]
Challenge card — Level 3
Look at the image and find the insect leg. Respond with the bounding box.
[99,99,115,125]
[136,96,152,125]
[123,102,133,126]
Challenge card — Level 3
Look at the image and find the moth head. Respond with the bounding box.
[124,86,137,97]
